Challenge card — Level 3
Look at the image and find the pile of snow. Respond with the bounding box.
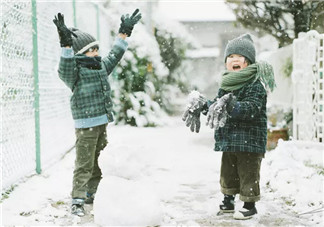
[262,140,323,222]
[94,176,162,226]
[94,138,163,226]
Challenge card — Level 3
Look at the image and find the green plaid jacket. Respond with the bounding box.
[58,45,126,121]
[213,79,267,153]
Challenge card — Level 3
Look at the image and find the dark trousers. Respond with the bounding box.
[220,152,264,202]
[72,124,108,199]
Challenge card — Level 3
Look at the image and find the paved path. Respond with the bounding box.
[2,117,317,226]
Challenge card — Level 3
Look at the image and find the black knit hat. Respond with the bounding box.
[224,34,256,64]
[70,28,99,54]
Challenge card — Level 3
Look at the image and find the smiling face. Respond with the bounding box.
[226,54,249,71]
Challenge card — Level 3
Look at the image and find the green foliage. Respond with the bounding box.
[283,197,296,206]
[153,28,192,114]
[1,184,17,202]
[111,48,163,127]
[304,161,324,175]
[282,57,293,78]
[267,105,292,129]
[226,0,324,47]
[154,29,185,75]
[154,28,189,90]
[311,2,324,33]
[110,23,193,126]
[109,15,194,126]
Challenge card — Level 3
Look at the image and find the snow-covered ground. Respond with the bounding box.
[1,116,323,226]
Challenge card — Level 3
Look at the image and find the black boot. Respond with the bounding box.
[219,194,235,213]
[233,202,257,220]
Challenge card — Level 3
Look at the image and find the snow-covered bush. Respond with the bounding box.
[152,15,200,114]
[282,56,293,78]
[110,24,169,126]
[267,104,293,130]
[109,12,198,125]
[98,3,200,126]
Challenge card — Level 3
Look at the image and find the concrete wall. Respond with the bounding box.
[260,45,293,107]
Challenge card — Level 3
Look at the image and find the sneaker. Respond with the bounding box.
[85,192,95,204]
[71,204,85,216]
[233,207,257,220]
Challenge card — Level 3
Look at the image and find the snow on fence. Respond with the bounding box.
[1,1,112,189]
[292,30,324,143]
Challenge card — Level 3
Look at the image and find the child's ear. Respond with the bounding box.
[244,58,250,65]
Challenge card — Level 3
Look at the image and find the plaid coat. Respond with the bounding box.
[58,45,126,121]
[213,79,267,153]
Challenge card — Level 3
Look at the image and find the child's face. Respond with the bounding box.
[225,54,248,71]
[85,48,99,57]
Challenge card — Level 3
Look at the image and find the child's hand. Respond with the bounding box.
[182,92,207,133]
[182,107,201,133]
[118,9,142,37]
[206,101,223,129]
[206,93,236,129]
[53,13,77,47]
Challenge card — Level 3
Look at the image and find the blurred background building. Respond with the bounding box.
[157,0,260,98]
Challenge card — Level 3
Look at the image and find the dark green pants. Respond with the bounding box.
[220,152,264,202]
[72,124,108,199]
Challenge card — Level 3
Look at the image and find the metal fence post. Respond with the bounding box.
[31,0,41,174]
[95,4,100,41]
[73,0,77,27]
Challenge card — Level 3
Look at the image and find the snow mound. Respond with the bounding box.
[264,140,323,214]
[94,176,162,226]
[98,144,151,180]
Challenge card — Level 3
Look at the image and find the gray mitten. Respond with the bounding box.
[206,93,236,129]
[182,91,207,133]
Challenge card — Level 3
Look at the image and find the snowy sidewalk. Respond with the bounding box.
[1,116,323,226]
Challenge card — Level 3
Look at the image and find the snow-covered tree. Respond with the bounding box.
[152,15,200,114]
[110,23,169,127]
[104,4,198,126]
[226,0,324,47]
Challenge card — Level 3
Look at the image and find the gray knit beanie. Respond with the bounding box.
[70,28,99,55]
[224,34,256,64]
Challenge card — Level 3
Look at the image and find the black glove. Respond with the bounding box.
[118,9,142,37]
[182,94,207,133]
[206,93,236,129]
[53,13,77,47]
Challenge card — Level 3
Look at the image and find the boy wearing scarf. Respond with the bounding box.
[53,10,141,216]
[183,34,275,220]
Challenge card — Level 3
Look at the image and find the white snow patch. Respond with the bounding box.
[94,176,162,226]
[1,117,323,226]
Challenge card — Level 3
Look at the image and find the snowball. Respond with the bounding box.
[187,90,202,105]
[94,176,162,226]
[98,144,149,180]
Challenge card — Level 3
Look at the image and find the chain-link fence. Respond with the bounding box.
[1,0,114,190]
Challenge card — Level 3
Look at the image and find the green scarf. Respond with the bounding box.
[220,61,276,92]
